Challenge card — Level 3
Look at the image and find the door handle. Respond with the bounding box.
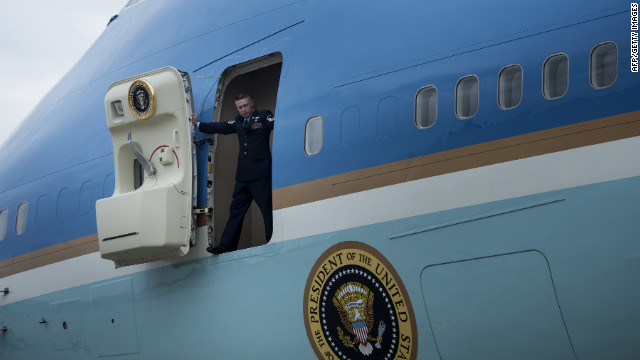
[128,132,156,176]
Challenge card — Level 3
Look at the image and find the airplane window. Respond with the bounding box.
[79,181,93,215]
[498,65,523,110]
[590,42,617,89]
[543,53,569,99]
[415,85,438,129]
[56,188,72,222]
[455,75,479,119]
[36,195,49,228]
[305,115,324,156]
[16,201,28,235]
[0,208,7,241]
[377,97,398,138]
[340,107,360,146]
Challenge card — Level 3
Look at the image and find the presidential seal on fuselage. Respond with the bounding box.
[304,241,417,360]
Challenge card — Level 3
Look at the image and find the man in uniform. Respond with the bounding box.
[191,93,274,254]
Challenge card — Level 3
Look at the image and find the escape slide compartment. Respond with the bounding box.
[96,67,196,267]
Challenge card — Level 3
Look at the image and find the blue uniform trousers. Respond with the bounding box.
[219,177,273,250]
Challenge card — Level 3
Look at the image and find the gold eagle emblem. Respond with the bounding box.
[333,282,384,356]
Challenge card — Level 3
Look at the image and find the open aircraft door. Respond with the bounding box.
[97,67,197,268]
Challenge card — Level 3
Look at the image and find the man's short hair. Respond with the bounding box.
[235,93,251,101]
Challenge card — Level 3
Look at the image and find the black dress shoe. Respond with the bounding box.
[206,245,231,255]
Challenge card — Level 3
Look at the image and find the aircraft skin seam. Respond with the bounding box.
[335,9,627,87]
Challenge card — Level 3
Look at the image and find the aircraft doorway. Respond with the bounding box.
[210,54,282,251]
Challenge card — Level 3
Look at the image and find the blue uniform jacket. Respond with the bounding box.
[198,108,274,181]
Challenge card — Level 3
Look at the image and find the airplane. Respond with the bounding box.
[0,0,638,359]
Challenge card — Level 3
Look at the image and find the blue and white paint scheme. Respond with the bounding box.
[0,0,639,359]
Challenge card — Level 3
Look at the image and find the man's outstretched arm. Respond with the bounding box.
[191,113,237,135]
